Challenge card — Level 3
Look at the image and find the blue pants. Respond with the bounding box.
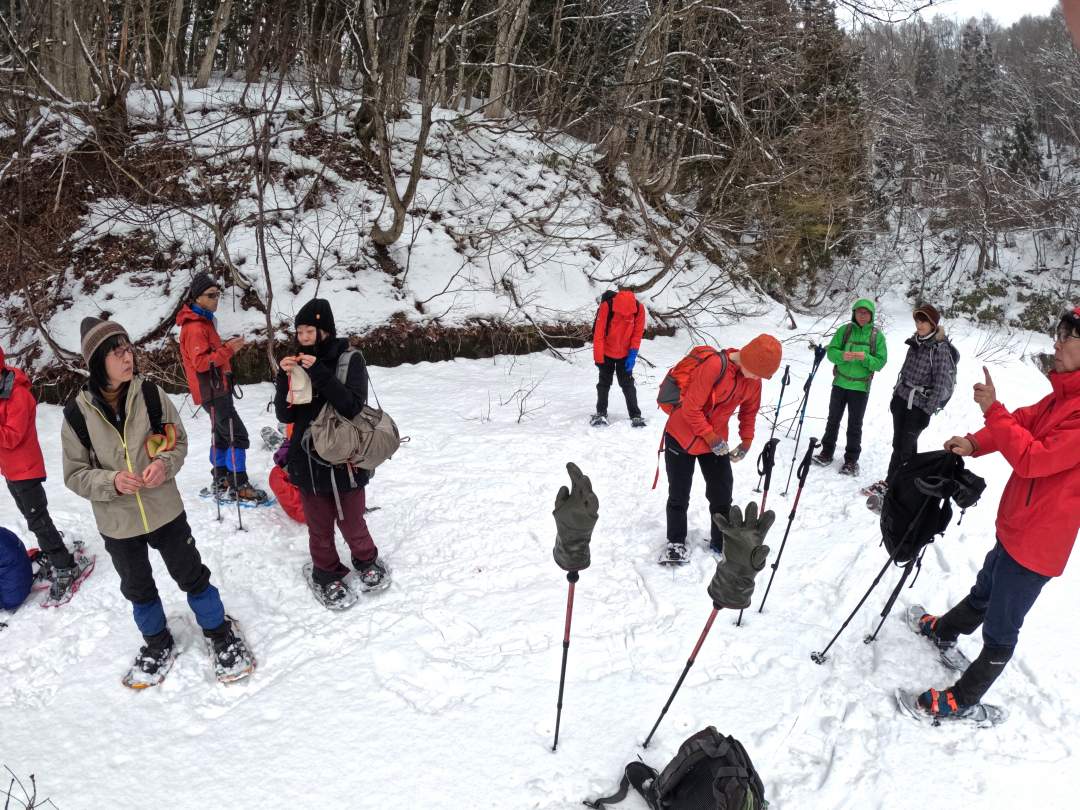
[938,541,1050,649]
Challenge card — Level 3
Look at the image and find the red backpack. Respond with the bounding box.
[657,347,730,414]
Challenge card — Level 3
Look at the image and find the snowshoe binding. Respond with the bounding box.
[352,557,392,593]
[812,450,834,467]
[41,543,95,608]
[122,639,178,690]
[896,688,1006,728]
[658,542,691,566]
[906,605,972,672]
[839,460,860,476]
[203,616,256,684]
[303,563,359,611]
[630,416,647,428]
[589,413,609,428]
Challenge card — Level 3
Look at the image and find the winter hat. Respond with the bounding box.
[738,334,783,379]
[189,272,219,301]
[295,298,336,337]
[913,304,941,328]
[80,317,129,365]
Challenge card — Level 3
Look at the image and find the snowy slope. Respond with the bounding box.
[1,295,1077,809]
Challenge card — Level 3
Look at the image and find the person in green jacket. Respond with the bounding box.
[813,298,888,476]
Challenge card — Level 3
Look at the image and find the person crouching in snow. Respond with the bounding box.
[591,289,647,428]
[814,298,888,476]
[912,306,1080,720]
[176,272,266,504]
[660,335,782,563]
[0,526,32,614]
[867,304,959,497]
[0,344,88,603]
[274,299,388,608]
[62,318,253,687]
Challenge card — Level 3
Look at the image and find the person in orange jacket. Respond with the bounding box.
[591,289,647,427]
[661,335,782,563]
[176,273,265,503]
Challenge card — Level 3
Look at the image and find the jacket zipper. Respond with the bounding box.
[84,393,151,534]
[1025,480,1035,507]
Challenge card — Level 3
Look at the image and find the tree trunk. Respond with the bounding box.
[41,0,95,101]
[193,0,233,88]
[486,0,531,119]
[157,0,184,87]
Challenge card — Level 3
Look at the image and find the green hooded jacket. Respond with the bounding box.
[826,298,888,393]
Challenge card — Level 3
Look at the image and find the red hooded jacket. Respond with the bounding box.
[966,368,1080,577]
[176,305,234,406]
[664,349,761,455]
[593,291,646,363]
[0,347,47,481]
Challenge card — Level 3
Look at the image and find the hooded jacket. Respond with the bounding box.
[61,376,188,540]
[176,305,233,405]
[893,326,959,414]
[663,349,761,455]
[827,298,888,393]
[966,368,1080,577]
[0,347,47,481]
[593,291,646,364]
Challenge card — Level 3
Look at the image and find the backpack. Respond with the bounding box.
[595,290,643,335]
[933,339,961,411]
[833,323,880,387]
[306,350,401,471]
[880,451,985,565]
[64,380,172,468]
[657,347,732,415]
[585,726,767,810]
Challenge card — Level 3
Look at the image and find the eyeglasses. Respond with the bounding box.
[110,344,134,359]
[1055,327,1080,344]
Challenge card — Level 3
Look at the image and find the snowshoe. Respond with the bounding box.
[353,558,392,593]
[906,605,972,672]
[839,460,860,476]
[630,416,647,428]
[41,544,95,608]
[199,486,276,509]
[812,450,834,467]
[861,480,888,497]
[866,493,884,514]
[658,542,691,566]
[589,413,609,428]
[30,540,87,591]
[122,640,178,690]
[303,563,359,610]
[261,425,285,452]
[203,616,256,684]
[232,482,272,506]
[895,688,1006,728]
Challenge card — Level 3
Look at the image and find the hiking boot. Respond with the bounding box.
[132,638,175,679]
[630,416,647,428]
[590,413,609,427]
[916,687,972,719]
[660,542,690,565]
[354,557,390,591]
[915,612,957,651]
[210,621,252,671]
[813,450,834,466]
[230,482,268,504]
[839,460,859,476]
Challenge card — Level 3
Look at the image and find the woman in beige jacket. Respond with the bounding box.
[62,317,254,687]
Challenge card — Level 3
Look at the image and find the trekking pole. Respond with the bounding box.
[228,415,245,531]
[643,604,721,749]
[552,571,579,751]
[754,366,791,493]
[209,403,222,523]
[782,344,827,497]
[810,557,894,665]
[757,438,818,616]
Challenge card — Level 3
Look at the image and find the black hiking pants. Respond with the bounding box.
[820,385,869,462]
[596,356,641,418]
[887,395,931,480]
[664,434,733,551]
[6,478,74,568]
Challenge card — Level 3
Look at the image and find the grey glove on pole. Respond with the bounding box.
[707,502,776,609]
[552,462,599,572]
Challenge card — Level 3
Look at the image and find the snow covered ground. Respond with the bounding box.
[2,294,1077,809]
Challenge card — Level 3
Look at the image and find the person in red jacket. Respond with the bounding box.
[913,306,1080,720]
[0,346,81,601]
[591,289,647,427]
[661,335,782,562]
[176,273,265,503]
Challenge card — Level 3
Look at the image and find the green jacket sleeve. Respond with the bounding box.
[866,331,887,372]
[826,328,847,365]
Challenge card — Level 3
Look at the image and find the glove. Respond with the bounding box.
[707,502,776,609]
[728,443,749,463]
[710,439,729,456]
[624,349,638,373]
[552,462,599,572]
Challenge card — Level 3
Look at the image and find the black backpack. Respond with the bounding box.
[880,450,986,564]
[585,727,767,810]
[63,380,167,468]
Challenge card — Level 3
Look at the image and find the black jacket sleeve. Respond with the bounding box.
[308,353,367,419]
[274,370,294,423]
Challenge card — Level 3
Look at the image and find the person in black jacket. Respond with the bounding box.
[274,299,387,606]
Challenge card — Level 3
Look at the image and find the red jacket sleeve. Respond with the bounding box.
[680,355,732,448]
[630,304,646,352]
[737,380,761,446]
[592,303,608,364]
[181,323,232,374]
[969,399,1045,456]
[0,387,34,450]
[979,400,1080,479]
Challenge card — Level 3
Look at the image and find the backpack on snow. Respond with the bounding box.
[306,350,401,471]
[585,726,767,810]
[63,380,175,468]
[880,450,985,565]
[657,347,733,415]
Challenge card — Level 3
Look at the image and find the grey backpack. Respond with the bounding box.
[308,350,401,471]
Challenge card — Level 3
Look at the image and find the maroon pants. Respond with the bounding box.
[300,488,377,583]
